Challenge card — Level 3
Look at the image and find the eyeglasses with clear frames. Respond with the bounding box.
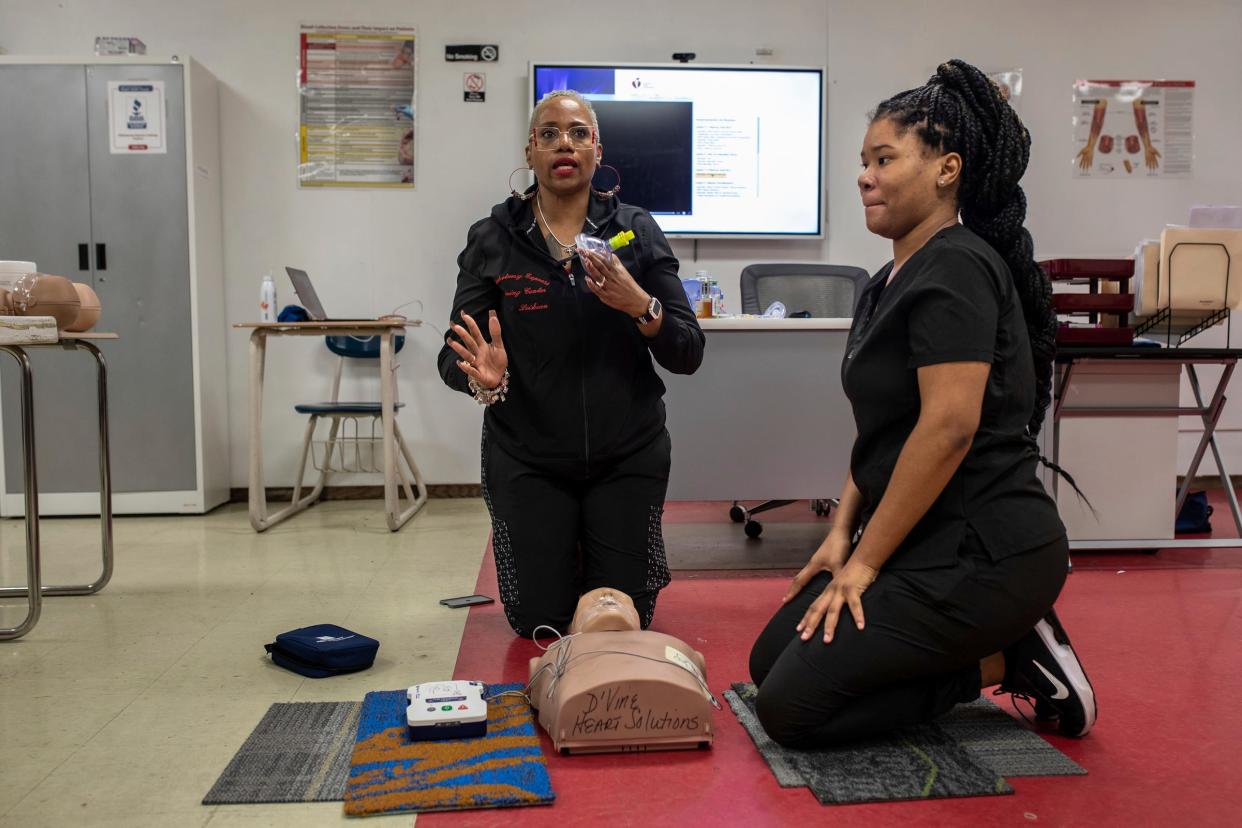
[530,125,596,151]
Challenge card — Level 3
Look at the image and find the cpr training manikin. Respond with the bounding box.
[527,588,717,754]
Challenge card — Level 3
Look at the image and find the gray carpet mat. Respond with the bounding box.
[203,701,360,804]
[937,696,1088,778]
[728,683,1084,805]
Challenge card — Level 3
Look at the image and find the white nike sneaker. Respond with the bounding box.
[997,609,1097,737]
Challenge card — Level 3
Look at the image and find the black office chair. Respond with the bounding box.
[739,263,870,318]
[731,263,870,538]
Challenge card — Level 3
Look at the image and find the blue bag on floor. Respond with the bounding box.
[264,624,380,678]
[1175,491,1213,534]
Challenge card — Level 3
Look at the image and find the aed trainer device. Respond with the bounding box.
[406,680,488,740]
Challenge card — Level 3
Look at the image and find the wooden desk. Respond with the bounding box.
[0,332,116,641]
[235,321,426,532]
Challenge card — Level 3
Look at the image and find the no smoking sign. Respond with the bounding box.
[463,72,486,103]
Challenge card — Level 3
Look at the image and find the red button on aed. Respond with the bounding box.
[458,704,468,710]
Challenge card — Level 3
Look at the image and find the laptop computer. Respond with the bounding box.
[285,267,373,322]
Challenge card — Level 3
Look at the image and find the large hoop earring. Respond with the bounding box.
[508,167,535,201]
[591,164,621,199]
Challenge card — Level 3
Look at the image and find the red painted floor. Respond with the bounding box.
[429,498,1242,827]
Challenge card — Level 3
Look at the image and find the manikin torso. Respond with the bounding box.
[527,588,714,754]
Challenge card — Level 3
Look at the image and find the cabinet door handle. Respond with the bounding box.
[78,243,89,270]
[95,243,107,271]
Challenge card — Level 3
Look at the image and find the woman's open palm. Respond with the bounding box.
[449,310,508,389]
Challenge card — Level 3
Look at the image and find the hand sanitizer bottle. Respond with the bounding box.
[260,271,276,323]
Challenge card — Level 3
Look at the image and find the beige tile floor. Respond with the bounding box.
[0,499,492,827]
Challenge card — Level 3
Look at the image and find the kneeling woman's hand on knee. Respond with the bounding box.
[783,531,852,604]
[796,559,879,643]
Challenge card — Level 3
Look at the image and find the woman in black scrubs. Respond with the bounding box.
[749,60,1096,747]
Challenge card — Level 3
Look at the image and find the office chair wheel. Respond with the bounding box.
[811,499,832,517]
[744,520,763,539]
[729,504,746,523]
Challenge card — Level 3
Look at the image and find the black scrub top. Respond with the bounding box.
[842,225,1065,570]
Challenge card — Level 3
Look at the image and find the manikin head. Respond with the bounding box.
[528,587,709,699]
[569,587,641,634]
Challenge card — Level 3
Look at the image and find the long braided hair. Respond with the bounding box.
[873,59,1058,439]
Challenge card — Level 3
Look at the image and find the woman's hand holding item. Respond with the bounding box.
[449,309,508,389]
[581,249,650,318]
[783,531,852,604]
[796,558,879,644]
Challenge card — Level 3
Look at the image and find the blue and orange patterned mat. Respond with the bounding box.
[344,683,554,817]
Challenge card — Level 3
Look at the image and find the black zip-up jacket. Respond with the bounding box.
[437,193,705,478]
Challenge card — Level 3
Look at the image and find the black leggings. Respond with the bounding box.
[481,426,672,637]
[748,530,1068,748]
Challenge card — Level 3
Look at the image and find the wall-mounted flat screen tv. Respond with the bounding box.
[531,62,824,239]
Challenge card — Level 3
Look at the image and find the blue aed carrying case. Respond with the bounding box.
[264,624,379,678]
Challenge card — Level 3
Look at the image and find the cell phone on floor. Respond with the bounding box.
[439,594,495,608]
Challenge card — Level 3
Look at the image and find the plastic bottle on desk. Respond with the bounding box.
[710,278,724,317]
[260,271,276,323]
[695,269,713,318]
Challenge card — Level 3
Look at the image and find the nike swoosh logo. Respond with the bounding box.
[1035,661,1070,700]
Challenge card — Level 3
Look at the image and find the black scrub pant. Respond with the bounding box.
[481,426,673,637]
[748,529,1068,748]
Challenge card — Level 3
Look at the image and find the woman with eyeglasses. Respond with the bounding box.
[437,90,704,637]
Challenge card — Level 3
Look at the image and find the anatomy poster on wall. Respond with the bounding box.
[107,80,166,154]
[1072,80,1194,179]
[297,24,416,188]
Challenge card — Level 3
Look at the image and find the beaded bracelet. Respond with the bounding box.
[468,369,510,406]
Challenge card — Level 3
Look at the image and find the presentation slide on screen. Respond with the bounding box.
[534,66,823,236]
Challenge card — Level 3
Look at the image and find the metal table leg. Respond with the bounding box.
[0,340,113,601]
[1181,362,1242,534]
[0,346,42,640]
[248,329,267,530]
[380,328,398,530]
[379,330,427,531]
[248,329,330,531]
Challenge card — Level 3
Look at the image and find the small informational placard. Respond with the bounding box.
[1072,79,1194,179]
[463,72,486,102]
[446,44,498,62]
[107,80,166,154]
[94,36,146,56]
[298,24,417,188]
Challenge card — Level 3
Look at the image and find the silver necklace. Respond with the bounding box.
[535,195,576,255]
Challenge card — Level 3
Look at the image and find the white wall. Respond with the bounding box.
[827,0,1242,479]
[2,0,1240,485]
